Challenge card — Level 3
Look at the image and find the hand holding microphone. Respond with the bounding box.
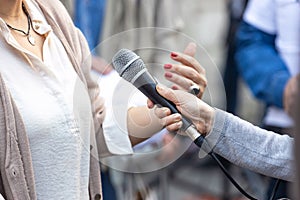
[147,85,215,136]
[112,48,207,145]
[111,48,267,200]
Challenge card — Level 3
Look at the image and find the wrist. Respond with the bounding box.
[204,107,215,136]
[194,107,215,136]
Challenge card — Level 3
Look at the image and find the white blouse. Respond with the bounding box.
[0,0,131,199]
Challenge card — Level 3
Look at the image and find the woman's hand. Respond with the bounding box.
[164,43,207,99]
[147,85,215,135]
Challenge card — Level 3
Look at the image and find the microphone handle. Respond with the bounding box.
[138,83,192,129]
[139,84,202,142]
[131,71,203,143]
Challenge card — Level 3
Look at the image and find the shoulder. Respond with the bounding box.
[31,0,90,80]
[32,0,87,57]
[33,0,69,14]
[32,0,74,29]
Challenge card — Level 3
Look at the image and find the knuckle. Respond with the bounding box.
[160,118,167,126]
[191,73,199,81]
[202,80,207,88]
[166,126,174,132]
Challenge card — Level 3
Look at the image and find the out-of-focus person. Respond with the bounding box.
[235,0,299,198]
[223,0,248,115]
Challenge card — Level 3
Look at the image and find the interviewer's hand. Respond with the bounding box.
[164,42,207,99]
[147,85,215,135]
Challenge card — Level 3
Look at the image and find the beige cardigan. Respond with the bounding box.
[0,0,110,199]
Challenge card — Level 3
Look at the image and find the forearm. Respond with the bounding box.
[127,106,163,146]
[203,109,295,181]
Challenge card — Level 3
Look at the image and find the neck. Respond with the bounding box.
[0,0,23,20]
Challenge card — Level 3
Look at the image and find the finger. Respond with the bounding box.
[164,64,207,86]
[170,52,204,74]
[170,84,204,99]
[166,121,183,132]
[147,99,155,109]
[164,71,206,98]
[171,84,180,90]
[183,42,197,57]
[165,72,195,91]
[160,113,182,127]
[154,107,171,118]
[156,84,179,104]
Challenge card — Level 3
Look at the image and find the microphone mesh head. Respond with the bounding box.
[112,49,146,82]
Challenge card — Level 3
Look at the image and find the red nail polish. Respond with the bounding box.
[165,72,172,78]
[172,85,179,90]
[171,52,178,57]
[164,64,172,69]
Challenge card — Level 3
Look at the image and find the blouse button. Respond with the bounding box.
[94,194,101,200]
[10,166,18,177]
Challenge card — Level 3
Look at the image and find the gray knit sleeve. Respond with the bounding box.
[200,108,294,181]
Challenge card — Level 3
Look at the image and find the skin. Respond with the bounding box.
[284,74,300,118]
[92,56,113,75]
[128,43,207,145]
[0,2,207,146]
[163,43,207,99]
[147,85,215,136]
[0,0,45,60]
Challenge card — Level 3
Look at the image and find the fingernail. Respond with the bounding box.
[156,84,163,91]
[165,72,172,78]
[171,52,178,58]
[163,108,170,115]
[174,113,182,120]
[172,85,179,90]
[164,64,172,69]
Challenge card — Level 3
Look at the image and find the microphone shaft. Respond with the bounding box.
[138,83,193,131]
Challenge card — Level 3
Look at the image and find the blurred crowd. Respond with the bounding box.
[60,0,299,200]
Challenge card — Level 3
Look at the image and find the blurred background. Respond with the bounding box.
[59,0,285,199]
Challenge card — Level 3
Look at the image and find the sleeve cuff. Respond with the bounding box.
[102,104,134,155]
[199,108,226,158]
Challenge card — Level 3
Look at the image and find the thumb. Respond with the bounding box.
[156,84,179,104]
[183,42,197,57]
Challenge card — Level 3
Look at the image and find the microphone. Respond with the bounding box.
[112,49,204,146]
[112,50,264,200]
